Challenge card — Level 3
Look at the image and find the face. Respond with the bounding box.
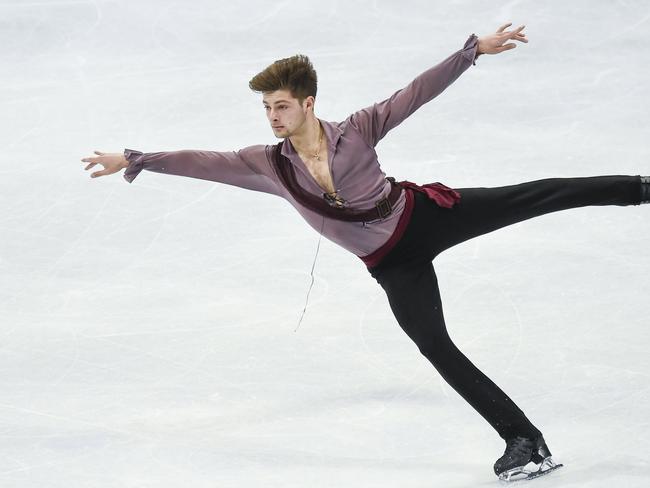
[262,89,314,138]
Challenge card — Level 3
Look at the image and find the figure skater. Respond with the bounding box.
[81,22,649,481]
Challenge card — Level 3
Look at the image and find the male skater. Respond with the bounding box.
[81,22,650,481]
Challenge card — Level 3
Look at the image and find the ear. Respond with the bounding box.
[303,95,315,112]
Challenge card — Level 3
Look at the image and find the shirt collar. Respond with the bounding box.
[280,118,343,159]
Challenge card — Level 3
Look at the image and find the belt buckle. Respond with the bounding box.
[324,191,348,208]
[375,197,392,218]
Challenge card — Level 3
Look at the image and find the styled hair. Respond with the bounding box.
[248,54,317,105]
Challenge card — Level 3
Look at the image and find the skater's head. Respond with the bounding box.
[249,54,318,138]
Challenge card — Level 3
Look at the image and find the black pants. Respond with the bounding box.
[367,176,642,441]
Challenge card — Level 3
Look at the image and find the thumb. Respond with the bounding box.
[91,170,108,178]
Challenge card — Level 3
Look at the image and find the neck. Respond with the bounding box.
[289,116,321,156]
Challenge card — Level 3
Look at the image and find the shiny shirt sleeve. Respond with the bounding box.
[348,33,480,147]
[122,144,281,196]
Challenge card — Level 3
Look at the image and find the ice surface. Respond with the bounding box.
[1,0,649,487]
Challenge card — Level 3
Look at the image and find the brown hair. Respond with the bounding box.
[248,54,317,105]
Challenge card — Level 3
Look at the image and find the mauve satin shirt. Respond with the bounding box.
[123,33,480,261]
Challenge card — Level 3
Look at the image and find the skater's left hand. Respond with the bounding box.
[477,23,528,56]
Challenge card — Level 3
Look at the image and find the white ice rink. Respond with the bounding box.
[1,0,649,486]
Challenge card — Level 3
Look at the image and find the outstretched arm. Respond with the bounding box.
[82,145,281,196]
[349,23,528,147]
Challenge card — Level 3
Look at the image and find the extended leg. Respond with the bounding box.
[425,175,643,256]
[371,259,541,441]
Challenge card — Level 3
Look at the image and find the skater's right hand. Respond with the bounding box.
[81,150,129,179]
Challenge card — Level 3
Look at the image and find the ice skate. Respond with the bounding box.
[493,435,563,482]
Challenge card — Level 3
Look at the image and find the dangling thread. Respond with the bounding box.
[294,215,325,332]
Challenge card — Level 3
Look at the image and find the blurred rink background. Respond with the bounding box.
[1,0,649,486]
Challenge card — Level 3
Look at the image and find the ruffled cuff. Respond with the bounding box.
[462,33,482,66]
[123,148,144,183]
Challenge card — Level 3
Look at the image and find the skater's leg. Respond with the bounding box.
[371,258,541,441]
[426,175,643,256]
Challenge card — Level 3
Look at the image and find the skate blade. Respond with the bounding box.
[498,456,564,483]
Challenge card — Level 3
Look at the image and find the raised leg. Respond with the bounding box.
[428,175,642,256]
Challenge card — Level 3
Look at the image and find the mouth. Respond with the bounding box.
[273,126,284,129]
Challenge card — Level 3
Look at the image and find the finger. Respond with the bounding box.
[495,43,516,53]
[503,25,525,38]
[496,22,512,33]
[500,24,525,39]
[84,163,97,170]
[91,170,108,178]
[505,31,525,43]
[94,150,104,155]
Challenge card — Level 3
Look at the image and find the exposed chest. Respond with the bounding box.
[299,147,335,195]
[286,121,382,204]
